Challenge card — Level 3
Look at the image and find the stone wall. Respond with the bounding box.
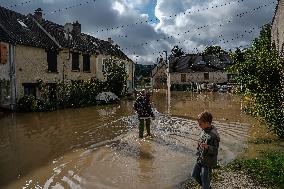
[14,45,97,98]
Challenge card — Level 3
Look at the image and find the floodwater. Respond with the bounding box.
[0,91,254,189]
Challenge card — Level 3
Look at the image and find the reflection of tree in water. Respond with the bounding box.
[204,94,209,109]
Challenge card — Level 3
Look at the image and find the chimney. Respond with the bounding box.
[34,8,43,22]
[72,21,81,34]
[108,37,113,44]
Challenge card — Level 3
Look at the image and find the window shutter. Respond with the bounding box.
[0,43,8,64]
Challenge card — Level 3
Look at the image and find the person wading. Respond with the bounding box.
[134,90,155,138]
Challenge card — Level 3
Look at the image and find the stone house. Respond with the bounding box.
[0,6,134,110]
[170,54,235,85]
[151,58,167,89]
[272,0,284,93]
[272,0,284,57]
[151,53,235,89]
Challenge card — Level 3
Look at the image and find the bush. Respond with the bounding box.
[17,77,127,112]
[17,95,55,112]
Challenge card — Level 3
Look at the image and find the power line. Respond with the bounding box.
[43,1,91,16]
[133,24,263,58]
[7,0,36,8]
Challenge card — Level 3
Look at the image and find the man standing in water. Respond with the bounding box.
[192,111,220,189]
[134,90,155,138]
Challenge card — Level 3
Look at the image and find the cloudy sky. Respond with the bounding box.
[0,0,277,64]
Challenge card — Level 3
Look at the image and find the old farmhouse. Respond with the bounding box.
[0,7,134,110]
[152,53,235,90]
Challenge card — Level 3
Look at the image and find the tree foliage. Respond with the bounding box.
[170,45,185,57]
[229,24,284,138]
[203,45,227,55]
[169,46,185,72]
[103,59,128,97]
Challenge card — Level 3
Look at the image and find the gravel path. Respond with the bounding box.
[180,169,269,189]
[211,170,268,189]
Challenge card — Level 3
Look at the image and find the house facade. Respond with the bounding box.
[0,6,134,110]
[151,59,167,89]
[272,0,284,93]
[151,53,235,90]
[170,53,235,84]
[272,0,284,57]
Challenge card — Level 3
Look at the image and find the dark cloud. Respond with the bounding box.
[0,0,277,64]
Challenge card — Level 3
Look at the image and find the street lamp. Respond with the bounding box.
[163,50,171,115]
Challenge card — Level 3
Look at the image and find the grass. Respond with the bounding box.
[228,152,284,189]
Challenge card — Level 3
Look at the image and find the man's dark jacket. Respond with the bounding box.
[134,95,154,118]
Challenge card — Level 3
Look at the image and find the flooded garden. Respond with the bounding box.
[0,91,255,189]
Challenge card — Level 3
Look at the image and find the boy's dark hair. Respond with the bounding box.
[198,111,213,124]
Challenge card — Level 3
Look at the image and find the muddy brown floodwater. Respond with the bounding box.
[0,91,254,189]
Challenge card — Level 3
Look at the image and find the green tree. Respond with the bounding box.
[104,59,128,97]
[203,45,226,55]
[171,45,185,57]
[170,46,185,72]
[233,48,245,63]
[229,24,284,138]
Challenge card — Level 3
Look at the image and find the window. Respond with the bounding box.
[204,73,209,80]
[227,74,236,82]
[23,83,37,97]
[124,63,130,75]
[72,52,80,71]
[83,54,90,72]
[47,51,57,72]
[181,74,186,82]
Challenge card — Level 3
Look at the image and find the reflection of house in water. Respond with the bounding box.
[151,53,236,89]
[97,106,119,116]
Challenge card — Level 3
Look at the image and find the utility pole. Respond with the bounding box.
[64,23,73,84]
[164,50,170,115]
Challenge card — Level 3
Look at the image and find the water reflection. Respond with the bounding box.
[138,141,154,182]
[0,92,254,189]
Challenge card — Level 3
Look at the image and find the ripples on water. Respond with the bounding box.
[0,92,252,189]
